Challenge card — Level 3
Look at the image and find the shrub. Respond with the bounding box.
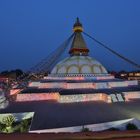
[126,123,138,130]
[81,126,90,132]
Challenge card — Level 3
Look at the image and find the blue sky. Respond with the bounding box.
[0,0,140,72]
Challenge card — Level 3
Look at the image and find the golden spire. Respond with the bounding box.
[73,17,83,32]
[69,18,89,56]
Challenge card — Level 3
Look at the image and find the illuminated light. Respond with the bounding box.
[95,83,108,89]
[108,82,128,88]
[96,76,114,80]
[0,77,9,83]
[123,91,140,101]
[28,79,138,91]
[29,82,41,87]
[38,82,66,89]
[29,81,137,90]
[59,93,110,103]
[46,75,115,81]
[135,73,140,76]
[16,92,60,102]
[107,96,112,103]
[121,74,127,77]
[126,80,138,86]
[67,83,94,89]
[10,89,22,95]
[129,73,134,76]
[16,91,113,103]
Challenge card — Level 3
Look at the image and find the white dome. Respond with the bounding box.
[51,56,108,74]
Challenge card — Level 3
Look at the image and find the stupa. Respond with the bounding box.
[11,18,140,103]
[51,18,107,74]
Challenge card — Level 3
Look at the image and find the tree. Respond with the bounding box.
[1,115,15,133]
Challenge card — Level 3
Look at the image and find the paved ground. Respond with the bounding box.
[1,131,140,140]
[0,100,140,131]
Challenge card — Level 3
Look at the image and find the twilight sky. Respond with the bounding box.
[0,0,140,72]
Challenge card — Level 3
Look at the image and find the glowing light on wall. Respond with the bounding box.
[66,82,109,89]
[29,80,138,90]
[45,75,114,81]
[108,82,127,88]
[28,82,41,87]
[95,83,108,89]
[126,80,138,86]
[38,82,66,89]
[16,91,112,103]
[59,93,111,103]
[10,89,22,95]
[123,92,140,101]
[67,83,94,89]
[16,92,60,102]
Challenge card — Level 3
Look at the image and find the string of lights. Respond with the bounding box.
[83,32,140,69]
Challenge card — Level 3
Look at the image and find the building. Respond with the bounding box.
[128,71,140,82]
[116,71,140,82]
[0,76,9,83]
